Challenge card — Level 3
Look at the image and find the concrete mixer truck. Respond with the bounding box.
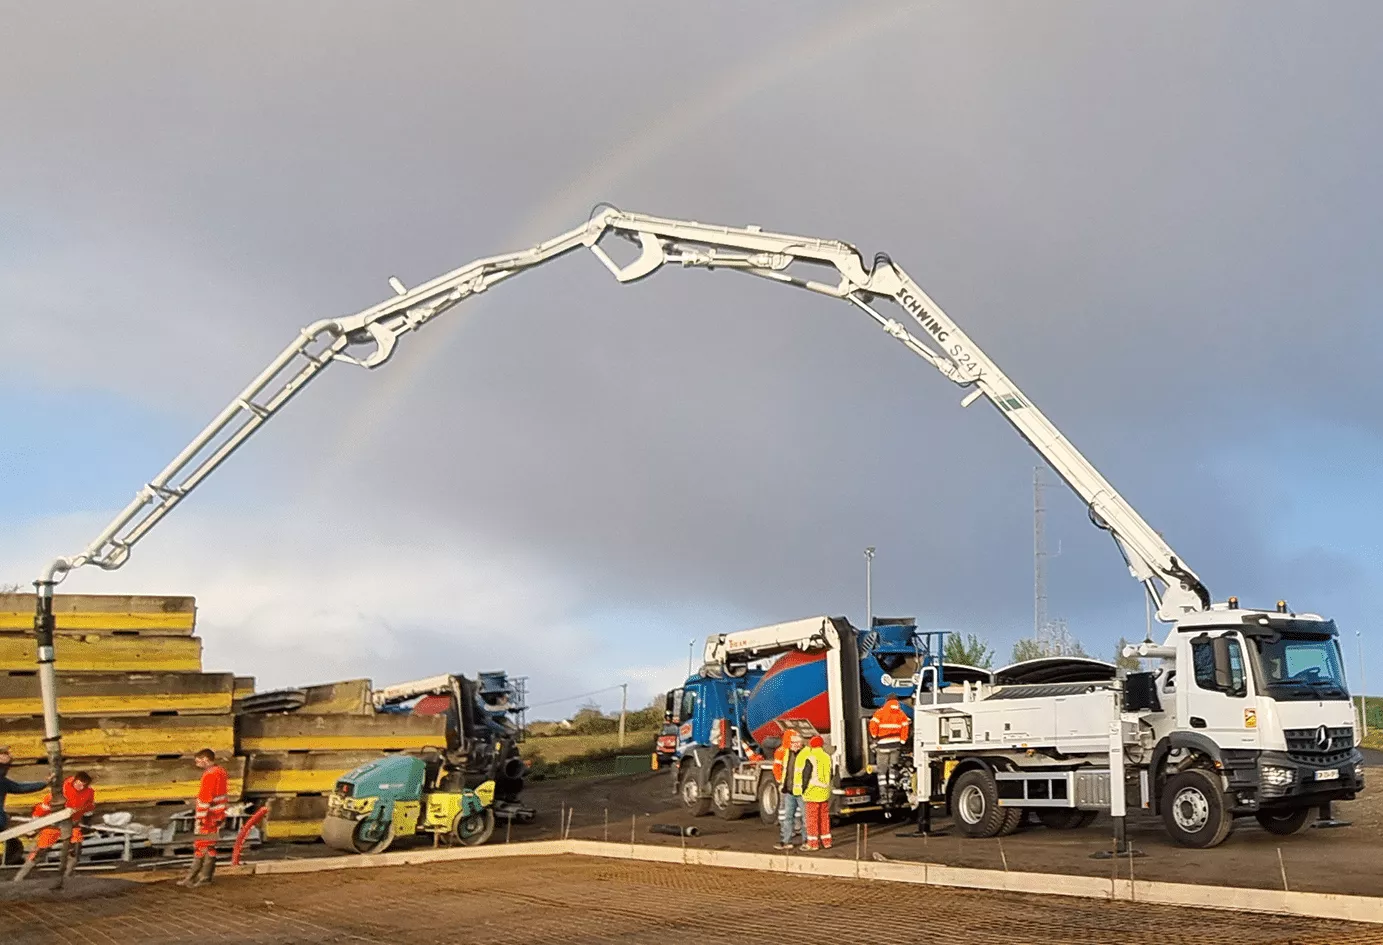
[664,616,975,823]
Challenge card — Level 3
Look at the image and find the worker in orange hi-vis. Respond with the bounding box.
[868,694,911,798]
[178,748,229,888]
[13,771,96,882]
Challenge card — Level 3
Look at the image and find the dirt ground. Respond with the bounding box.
[511,765,1383,896]
[4,854,1379,945]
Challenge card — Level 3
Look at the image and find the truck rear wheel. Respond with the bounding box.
[950,769,1008,838]
[1255,807,1311,836]
[1161,769,1233,848]
[678,766,711,817]
[711,766,746,820]
[757,776,781,826]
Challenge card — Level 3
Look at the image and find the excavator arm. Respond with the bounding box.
[29,208,1211,866]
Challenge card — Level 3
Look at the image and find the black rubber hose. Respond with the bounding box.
[649,823,699,837]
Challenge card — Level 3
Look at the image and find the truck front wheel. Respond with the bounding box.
[950,769,1008,838]
[678,766,712,817]
[1255,807,1311,836]
[1161,769,1233,848]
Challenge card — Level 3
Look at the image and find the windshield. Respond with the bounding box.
[1252,634,1350,701]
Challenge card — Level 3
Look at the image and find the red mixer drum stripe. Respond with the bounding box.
[747,648,832,744]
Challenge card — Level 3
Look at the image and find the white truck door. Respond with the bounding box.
[1181,632,1259,749]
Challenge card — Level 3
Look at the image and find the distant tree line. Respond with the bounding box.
[943,629,1143,670]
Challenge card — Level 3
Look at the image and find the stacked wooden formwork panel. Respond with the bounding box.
[1,593,450,843]
[0,593,243,829]
[236,679,448,840]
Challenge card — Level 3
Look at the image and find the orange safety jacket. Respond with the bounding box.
[33,777,96,846]
[868,701,910,745]
[33,777,96,821]
[195,765,229,828]
[773,743,800,788]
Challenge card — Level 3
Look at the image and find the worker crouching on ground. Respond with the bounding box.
[772,730,805,850]
[178,748,229,888]
[868,695,910,799]
[14,771,96,882]
[799,735,833,851]
[0,745,47,866]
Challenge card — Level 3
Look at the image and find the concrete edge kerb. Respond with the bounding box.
[194,839,1383,925]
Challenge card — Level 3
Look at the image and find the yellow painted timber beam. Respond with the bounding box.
[0,632,201,672]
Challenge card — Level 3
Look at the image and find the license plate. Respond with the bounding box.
[1315,768,1340,781]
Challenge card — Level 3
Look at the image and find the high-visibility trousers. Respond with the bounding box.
[805,801,832,848]
[35,825,83,850]
[194,816,224,858]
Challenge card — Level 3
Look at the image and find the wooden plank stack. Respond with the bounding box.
[0,593,240,829]
[0,593,450,843]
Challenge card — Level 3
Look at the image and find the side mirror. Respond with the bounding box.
[1212,636,1233,690]
[664,690,679,723]
[1211,637,1246,697]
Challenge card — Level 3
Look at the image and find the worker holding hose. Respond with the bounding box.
[177,748,228,888]
[799,735,833,851]
[0,745,47,866]
[13,771,96,882]
[772,729,805,850]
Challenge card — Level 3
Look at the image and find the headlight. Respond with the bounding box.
[1262,764,1296,787]
[1355,764,1364,780]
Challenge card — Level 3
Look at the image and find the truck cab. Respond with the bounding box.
[667,667,766,816]
[1133,605,1362,834]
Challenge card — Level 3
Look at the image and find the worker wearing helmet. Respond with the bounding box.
[772,729,805,850]
[796,735,833,851]
[869,695,910,799]
[14,771,96,882]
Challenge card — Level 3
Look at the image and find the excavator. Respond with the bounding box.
[24,207,1356,874]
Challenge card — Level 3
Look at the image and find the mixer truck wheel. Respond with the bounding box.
[757,776,780,826]
[711,766,746,820]
[950,769,1007,838]
[678,766,712,816]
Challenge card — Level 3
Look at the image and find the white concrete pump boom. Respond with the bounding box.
[28,206,1215,877]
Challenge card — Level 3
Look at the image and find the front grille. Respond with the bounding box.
[1283,726,1354,766]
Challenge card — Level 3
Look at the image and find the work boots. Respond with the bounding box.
[61,843,81,877]
[178,856,217,888]
[12,854,38,883]
[175,857,205,887]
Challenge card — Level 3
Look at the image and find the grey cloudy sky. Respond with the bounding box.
[3,2,1381,716]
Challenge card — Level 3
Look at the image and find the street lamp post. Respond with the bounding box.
[864,547,876,631]
[1359,629,1368,737]
[688,639,695,676]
